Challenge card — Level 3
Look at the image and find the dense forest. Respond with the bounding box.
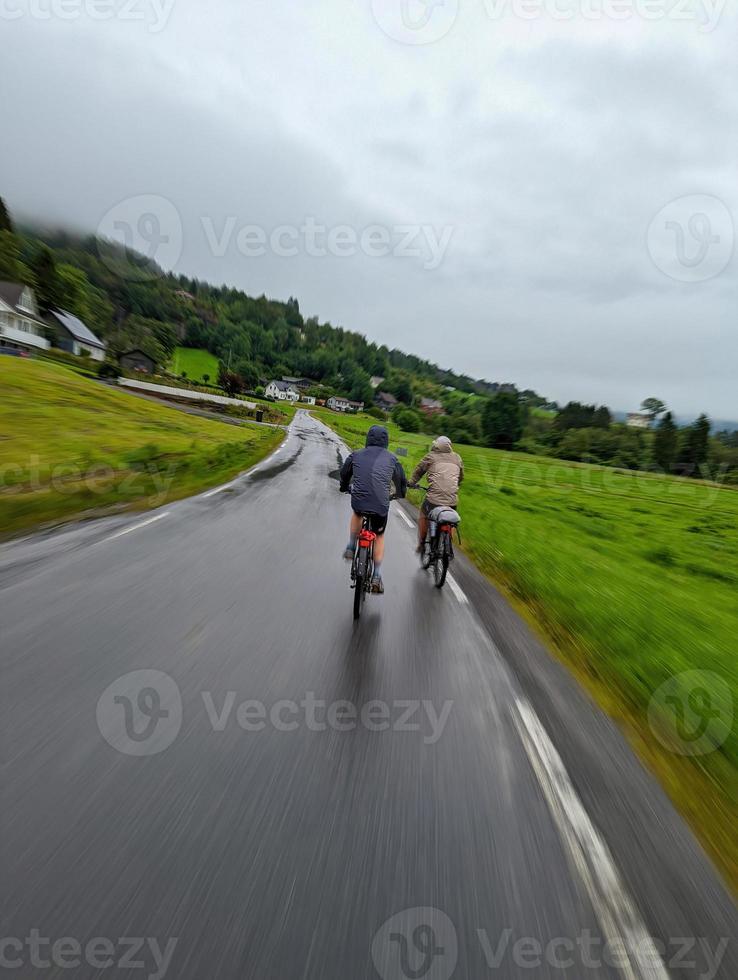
[1,197,736,482]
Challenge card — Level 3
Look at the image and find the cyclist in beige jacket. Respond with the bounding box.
[409,436,464,552]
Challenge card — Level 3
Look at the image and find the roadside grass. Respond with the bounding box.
[0,359,282,537]
[316,408,738,888]
[170,346,220,382]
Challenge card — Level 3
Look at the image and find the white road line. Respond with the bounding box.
[105,512,170,541]
[513,698,670,980]
[396,508,414,528]
[446,574,469,604]
[203,481,237,498]
[203,429,292,498]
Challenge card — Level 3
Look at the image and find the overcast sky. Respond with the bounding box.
[1,0,736,417]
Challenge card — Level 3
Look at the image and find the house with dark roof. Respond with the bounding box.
[120,349,157,374]
[281,376,313,391]
[45,309,106,362]
[374,391,398,412]
[0,282,50,353]
[265,380,299,401]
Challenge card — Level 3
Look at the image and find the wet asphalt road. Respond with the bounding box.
[1,411,736,979]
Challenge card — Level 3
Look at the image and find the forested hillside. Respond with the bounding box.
[1,198,735,482]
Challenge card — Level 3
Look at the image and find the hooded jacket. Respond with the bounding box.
[339,425,407,517]
[410,437,464,507]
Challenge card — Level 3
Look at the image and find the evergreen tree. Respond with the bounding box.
[0,196,13,233]
[653,411,678,473]
[482,391,525,450]
[30,245,64,313]
[677,414,711,477]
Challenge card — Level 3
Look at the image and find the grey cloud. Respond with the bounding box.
[0,9,735,418]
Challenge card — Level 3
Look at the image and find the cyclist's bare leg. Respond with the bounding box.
[417,513,428,550]
[373,533,385,565]
[344,512,363,558]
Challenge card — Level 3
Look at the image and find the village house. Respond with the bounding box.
[0,282,50,353]
[45,309,106,361]
[119,349,157,374]
[327,395,364,413]
[266,380,300,401]
[626,412,652,429]
[419,397,445,417]
[374,391,398,412]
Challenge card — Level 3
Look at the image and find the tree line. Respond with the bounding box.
[1,197,734,483]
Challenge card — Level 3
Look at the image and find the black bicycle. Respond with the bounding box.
[350,514,377,620]
[415,486,461,589]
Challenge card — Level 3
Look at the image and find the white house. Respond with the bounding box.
[265,380,299,401]
[0,282,50,353]
[327,395,364,413]
[626,412,652,429]
[46,309,106,361]
[300,395,316,405]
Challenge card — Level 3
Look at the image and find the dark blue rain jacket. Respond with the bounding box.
[339,425,407,517]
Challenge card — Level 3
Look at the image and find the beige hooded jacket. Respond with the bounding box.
[410,437,464,508]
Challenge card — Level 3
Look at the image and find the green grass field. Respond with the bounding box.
[0,359,282,536]
[170,346,220,382]
[316,408,738,886]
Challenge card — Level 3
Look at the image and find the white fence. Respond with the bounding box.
[119,378,256,409]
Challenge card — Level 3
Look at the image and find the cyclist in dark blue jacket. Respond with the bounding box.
[339,425,407,592]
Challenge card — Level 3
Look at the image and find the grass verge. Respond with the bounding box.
[315,408,738,891]
[0,359,283,537]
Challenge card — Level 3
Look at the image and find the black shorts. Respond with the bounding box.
[421,499,441,517]
[354,511,388,535]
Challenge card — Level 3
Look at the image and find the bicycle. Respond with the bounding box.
[348,494,397,620]
[350,514,377,620]
[413,485,461,589]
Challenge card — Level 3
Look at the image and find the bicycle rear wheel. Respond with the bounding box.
[433,532,449,588]
[353,573,363,619]
[352,547,366,619]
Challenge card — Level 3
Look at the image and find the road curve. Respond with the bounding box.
[1,410,735,979]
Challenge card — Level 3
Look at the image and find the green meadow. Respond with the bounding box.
[170,346,220,382]
[316,408,738,887]
[0,359,282,536]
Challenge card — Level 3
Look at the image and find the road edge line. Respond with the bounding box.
[513,697,670,980]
